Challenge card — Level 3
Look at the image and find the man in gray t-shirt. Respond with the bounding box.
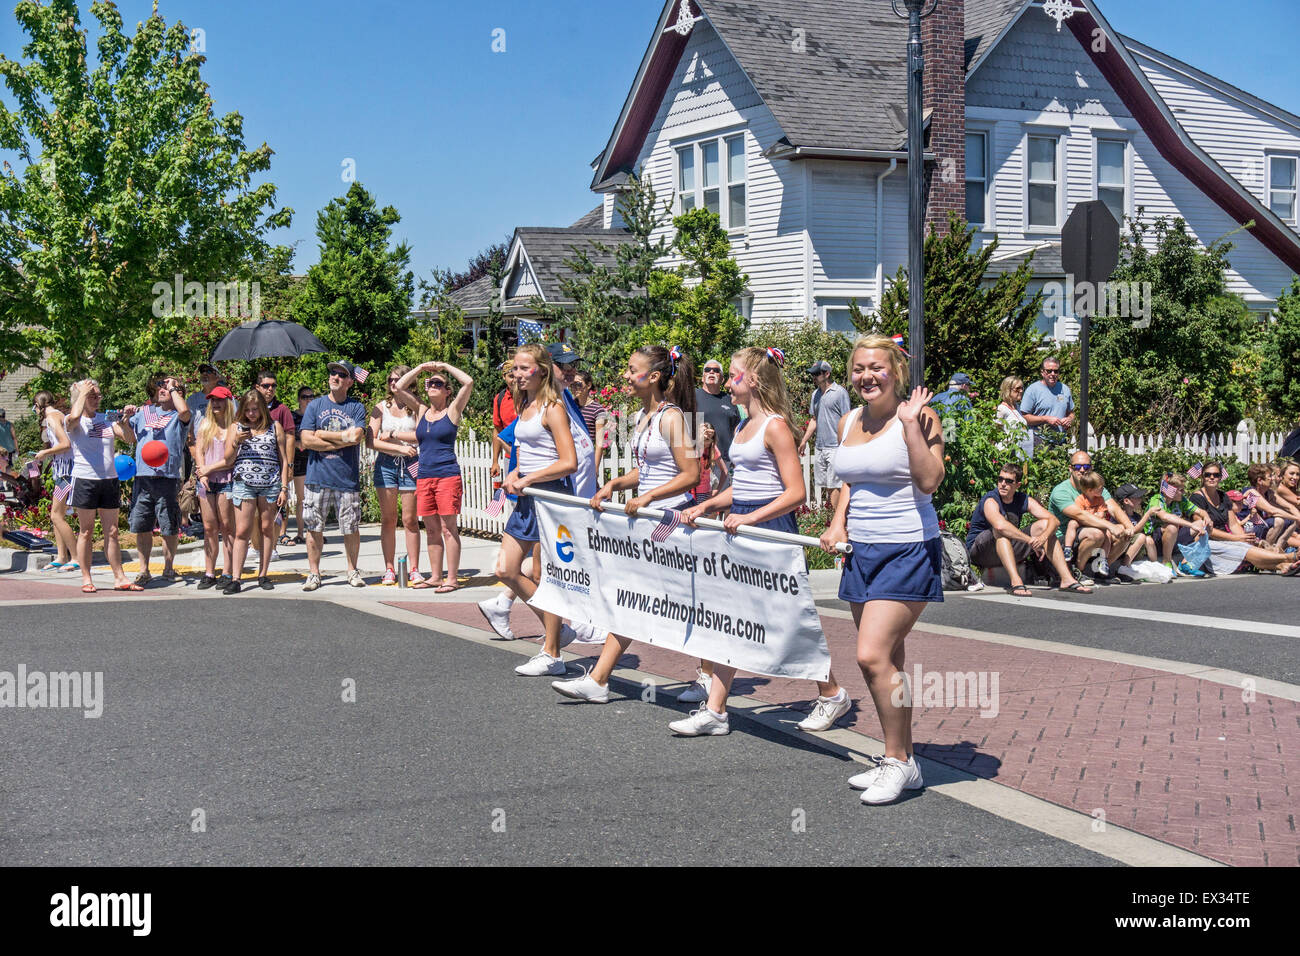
[798,360,850,510]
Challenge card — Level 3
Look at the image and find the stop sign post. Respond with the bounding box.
[1060,201,1120,451]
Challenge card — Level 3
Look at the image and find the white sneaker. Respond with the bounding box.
[567,621,604,644]
[860,756,924,804]
[478,598,515,639]
[797,693,851,732]
[515,652,565,677]
[676,669,712,703]
[270,549,281,562]
[847,758,887,790]
[668,707,730,736]
[551,670,609,703]
[1094,554,1110,578]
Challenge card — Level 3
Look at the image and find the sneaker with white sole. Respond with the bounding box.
[302,573,322,592]
[668,707,730,736]
[551,670,609,703]
[676,669,712,703]
[347,569,366,588]
[860,756,924,804]
[478,598,515,639]
[797,693,851,732]
[567,621,604,644]
[847,757,889,790]
[515,652,565,677]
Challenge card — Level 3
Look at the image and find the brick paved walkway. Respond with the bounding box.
[389,600,1299,867]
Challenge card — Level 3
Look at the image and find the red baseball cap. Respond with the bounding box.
[207,385,234,400]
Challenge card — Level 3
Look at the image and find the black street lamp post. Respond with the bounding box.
[892,0,937,390]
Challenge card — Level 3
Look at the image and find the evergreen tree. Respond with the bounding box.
[1262,278,1300,423]
[856,212,1044,397]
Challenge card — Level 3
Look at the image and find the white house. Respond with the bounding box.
[577,0,1300,341]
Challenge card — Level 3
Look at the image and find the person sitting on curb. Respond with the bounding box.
[966,463,1092,595]
[1048,451,1133,586]
[1238,464,1300,551]
[1135,475,1209,576]
[1188,464,1300,576]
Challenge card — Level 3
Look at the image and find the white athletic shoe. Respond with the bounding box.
[478,598,515,640]
[797,693,851,732]
[567,621,604,645]
[860,756,924,804]
[847,759,887,791]
[515,652,565,677]
[551,670,609,703]
[669,707,730,736]
[676,669,712,703]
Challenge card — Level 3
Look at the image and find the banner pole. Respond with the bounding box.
[520,486,853,555]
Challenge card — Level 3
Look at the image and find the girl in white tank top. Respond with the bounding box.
[552,345,702,703]
[818,336,947,805]
[673,346,847,736]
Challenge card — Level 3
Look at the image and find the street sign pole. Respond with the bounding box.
[1061,201,1120,452]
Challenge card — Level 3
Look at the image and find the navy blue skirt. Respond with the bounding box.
[838,538,944,605]
[730,497,799,535]
[504,476,574,543]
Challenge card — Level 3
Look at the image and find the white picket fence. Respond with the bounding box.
[1087,421,1289,463]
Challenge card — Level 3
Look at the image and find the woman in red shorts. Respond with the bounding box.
[391,361,474,592]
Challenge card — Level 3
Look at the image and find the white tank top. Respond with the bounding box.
[43,413,73,478]
[69,415,117,480]
[833,408,938,543]
[380,401,416,435]
[515,402,559,474]
[634,404,691,508]
[728,414,785,501]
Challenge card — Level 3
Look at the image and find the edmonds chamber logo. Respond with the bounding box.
[555,525,575,563]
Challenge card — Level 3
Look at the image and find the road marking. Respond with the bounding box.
[815,605,1300,702]
[345,596,1220,868]
[969,592,1300,638]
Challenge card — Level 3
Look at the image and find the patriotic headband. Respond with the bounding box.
[765,347,785,368]
[668,345,683,376]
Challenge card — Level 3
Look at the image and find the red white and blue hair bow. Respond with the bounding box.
[765,347,785,368]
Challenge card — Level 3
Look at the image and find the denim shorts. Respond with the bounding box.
[373,452,417,490]
[226,479,281,507]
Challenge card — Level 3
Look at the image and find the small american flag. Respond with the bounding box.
[407,460,419,480]
[1243,490,1260,509]
[1186,462,1203,479]
[54,480,72,503]
[1160,478,1177,498]
[143,411,170,430]
[353,366,370,384]
[650,508,682,543]
[485,488,507,517]
[517,319,545,345]
[87,421,108,438]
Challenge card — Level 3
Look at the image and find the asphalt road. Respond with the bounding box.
[0,600,1117,866]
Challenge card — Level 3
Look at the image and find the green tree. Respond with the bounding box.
[0,0,292,377]
[1262,277,1300,424]
[644,207,748,358]
[1089,215,1255,434]
[855,212,1044,397]
[293,182,415,393]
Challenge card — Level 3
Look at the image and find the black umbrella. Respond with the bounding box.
[209,320,326,362]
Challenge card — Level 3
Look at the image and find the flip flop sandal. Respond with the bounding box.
[161,569,182,582]
[434,583,461,593]
[134,571,152,586]
[410,581,434,590]
[1060,582,1094,594]
[114,583,145,591]
[1008,585,1033,597]
[81,583,97,593]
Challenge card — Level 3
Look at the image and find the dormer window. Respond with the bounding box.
[676,133,747,231]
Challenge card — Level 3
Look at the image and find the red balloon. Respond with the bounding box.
[142,440,169,469]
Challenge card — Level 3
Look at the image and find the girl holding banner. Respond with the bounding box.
[551,345,699,703]
[676,346,849,736]
[820,335,945,805]
[500,345,580,676]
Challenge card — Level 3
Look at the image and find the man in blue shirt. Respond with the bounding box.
[1019,357,1075,448]
[299,359,369,591]
[125,373,191,585]
[930,372,975,415]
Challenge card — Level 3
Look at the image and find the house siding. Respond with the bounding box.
[634,18,808,327]
[966,9,1297,311]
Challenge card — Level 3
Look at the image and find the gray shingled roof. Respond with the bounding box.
[447,274,496,311]
[569,205,605,229]
[513,228,636,304]
[984,242,1063,276]
[965,0,1029,73]
[702,0,909,152]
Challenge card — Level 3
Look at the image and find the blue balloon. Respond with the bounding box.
[114,454,136,481]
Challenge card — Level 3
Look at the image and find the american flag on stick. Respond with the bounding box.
[353,367,370,384]
[53,481,72,503]
[407,460,419,480]
[143,411,170,430]
[1186,462,1204,479]
[484,488,507,517]
[1160,478,1177,498]
[650,508,682,543]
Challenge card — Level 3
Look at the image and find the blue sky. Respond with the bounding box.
[4,0,1298,282]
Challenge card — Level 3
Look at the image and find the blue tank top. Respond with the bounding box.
[416,412,460,479]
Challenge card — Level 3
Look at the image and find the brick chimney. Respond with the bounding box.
[923,0,966,234]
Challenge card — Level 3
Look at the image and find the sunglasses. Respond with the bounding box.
[1071,463,1092,471]
[329,371,349,379]
[426,380,447,389]
[996,476,1019,485]
[1203,472,1223,478]
[257,382,275,388]
[703,367,723,373]
[299,394,315,401]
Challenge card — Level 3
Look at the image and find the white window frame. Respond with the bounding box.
[819,298,868,337]
[964,124,993,230]
[1266,152,1299,226]
[1022,128,1065,234]
[1094,135,1132,226]
[674,131,748,233]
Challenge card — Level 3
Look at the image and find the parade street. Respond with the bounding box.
[2,531,1293,867]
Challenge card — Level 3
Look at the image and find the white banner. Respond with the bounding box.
[528,496,831,682]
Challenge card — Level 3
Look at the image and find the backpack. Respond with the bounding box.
[939,530,974,591]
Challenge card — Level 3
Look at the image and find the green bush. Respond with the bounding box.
[796,503,838,570]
